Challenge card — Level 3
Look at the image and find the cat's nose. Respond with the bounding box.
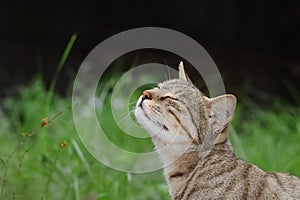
[142,90,152,100]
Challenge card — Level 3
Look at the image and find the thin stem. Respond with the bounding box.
[45,33,78,114]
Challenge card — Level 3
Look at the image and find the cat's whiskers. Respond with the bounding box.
[128,101,139,106]
[116,109,135,126]
[163,59,172,81]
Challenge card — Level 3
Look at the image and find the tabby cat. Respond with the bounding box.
[134,62,300,199]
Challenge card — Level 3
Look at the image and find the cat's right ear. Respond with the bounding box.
[204,94,237,144]
[178,61,192,83]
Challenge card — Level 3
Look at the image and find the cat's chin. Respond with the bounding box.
[134,106,166,137]
[135,107,191,146]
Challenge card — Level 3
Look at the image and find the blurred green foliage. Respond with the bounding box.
[0,77,299,199]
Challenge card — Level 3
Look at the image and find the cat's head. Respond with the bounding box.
[134,62,236,150]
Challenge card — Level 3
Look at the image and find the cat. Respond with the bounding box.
[134,61,300,199]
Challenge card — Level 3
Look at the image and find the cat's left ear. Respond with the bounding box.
[178,61,192,83]
[204,94,237,144]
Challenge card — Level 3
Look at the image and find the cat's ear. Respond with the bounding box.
[178,61,192,83]
[204,94,237,144]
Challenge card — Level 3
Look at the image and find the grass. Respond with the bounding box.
[230,98,300,177]
[0,66,299,199]
[0,78,168,200]
[0,77,299,200]
[45,33,78,115]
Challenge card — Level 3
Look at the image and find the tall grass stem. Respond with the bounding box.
[45,33,78,114]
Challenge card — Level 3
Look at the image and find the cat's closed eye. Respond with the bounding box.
[160,96,178,101]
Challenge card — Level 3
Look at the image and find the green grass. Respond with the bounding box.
[230,99,300,177]
[0,78,168,200]
[0,77,299,200]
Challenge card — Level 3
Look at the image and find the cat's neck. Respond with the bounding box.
[158,137,235,197]
[155,127,235,168]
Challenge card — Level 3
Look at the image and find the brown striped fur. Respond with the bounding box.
[134,62,300,199]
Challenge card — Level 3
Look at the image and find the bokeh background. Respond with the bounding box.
[1,1,300,200]
[1,1,300,99]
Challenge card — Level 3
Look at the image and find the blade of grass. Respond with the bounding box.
[45,33,78,114]
[282,78,300,106]
[41,149,62,200]
[73,175,80,200]
[71,139,94,181]
[0,157,7,198]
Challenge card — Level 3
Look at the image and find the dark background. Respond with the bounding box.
[1,0,300,101]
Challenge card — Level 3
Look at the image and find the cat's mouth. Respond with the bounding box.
[136,95,144,108]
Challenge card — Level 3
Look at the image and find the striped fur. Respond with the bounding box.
[134,62,300,199]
